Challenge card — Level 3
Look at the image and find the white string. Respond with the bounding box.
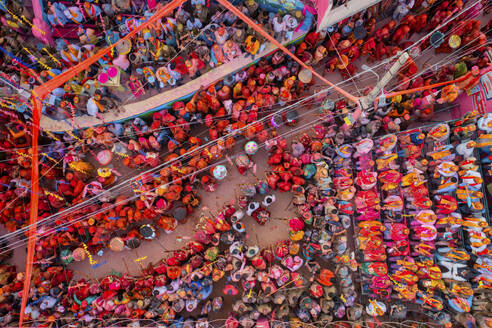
[0,101,346,254]
[1,0,488,249]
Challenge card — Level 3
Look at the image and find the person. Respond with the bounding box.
[244,0,258,16]
[393,0,415,21]
[65,6,84,24]
[161,44,177,62]
[209,43,225,67]
[223,40,242,61]
[186,16,202,31]
[112,0,130,13]
[272,13,285,41]
[165,31,178,48]
[232,26,246,46]
[186,54,205,79]
[86,96,101,117]
[84,2,102,20]
[46,2,68,26]
[283,13,298,41]
[214,27,229,46]
[244,35,260,60]
[168,62,183,86]
[194,3,208,24]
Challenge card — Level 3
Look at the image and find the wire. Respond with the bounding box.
[0,70,349,243]
[2,71,394,252]
[1,36,479,248]
[4,68,481,255]
[15,0,483,149]
[0,109,336,255]
[2,2,488,248]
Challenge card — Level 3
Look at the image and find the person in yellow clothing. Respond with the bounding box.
[244,35,260,60]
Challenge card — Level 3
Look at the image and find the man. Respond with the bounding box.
[232,27,246,46]
[393,0,415,21]
[186,17,202,31]
[272,13,285,41]
[244,35,260,59]
[175,9,190,25]
[186,54,205,79]
[78,26,97,44]
[167,62,183,86]
[200,28,215,47]
[64,6,84,24]
[47,2,69,26]
[165,31,178,48]
[60,44,81,64]
[223,11,237,25]
[191,0,205,5]
[111,0,130,13]
[161,44,177,62]
[86,95,101,117]
[174,23,188,43]
[194,3,208,24]
[223,40,242,61]
[195,42,211,63]
[244,0,258,16]
[214,27,228,46]
[83,1,102,20]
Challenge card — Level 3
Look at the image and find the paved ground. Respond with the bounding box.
[68,144,296,279]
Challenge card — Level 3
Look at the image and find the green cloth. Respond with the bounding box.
[60,249,73,265]
[454,62,468,78]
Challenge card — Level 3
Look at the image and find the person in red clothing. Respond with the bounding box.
[170,56,189,76]
[185,52,205,79]
[304,30,320,49]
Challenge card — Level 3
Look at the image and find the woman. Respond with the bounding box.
[223,40,242,62]
[210,44,225,67]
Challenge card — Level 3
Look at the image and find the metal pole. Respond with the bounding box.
[359,52,410,110]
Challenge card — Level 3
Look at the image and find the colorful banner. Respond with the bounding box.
[472,89,487,114]
[480,71,492,100]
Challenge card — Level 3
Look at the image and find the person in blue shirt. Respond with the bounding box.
[47,2,69,26]
[186,17,202,32]
[165,31,178,48]
[191,0,205,5]
[168,62,183,86]
[107,123,124,136]
[200,28,215,48]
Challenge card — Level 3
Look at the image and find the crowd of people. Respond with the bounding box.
[0,0,490,326]
[0,0,489,123]
[1,0,316,120]
[0,109,491,327]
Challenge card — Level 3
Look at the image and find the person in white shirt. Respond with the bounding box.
[393,0,414,21]
[214,26,229,45]
[283,14,297,41]
[86,97,99,117]
[272,13,285,41]
[186,17,202,31]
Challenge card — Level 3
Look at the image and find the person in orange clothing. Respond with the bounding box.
[244,35,260,60]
